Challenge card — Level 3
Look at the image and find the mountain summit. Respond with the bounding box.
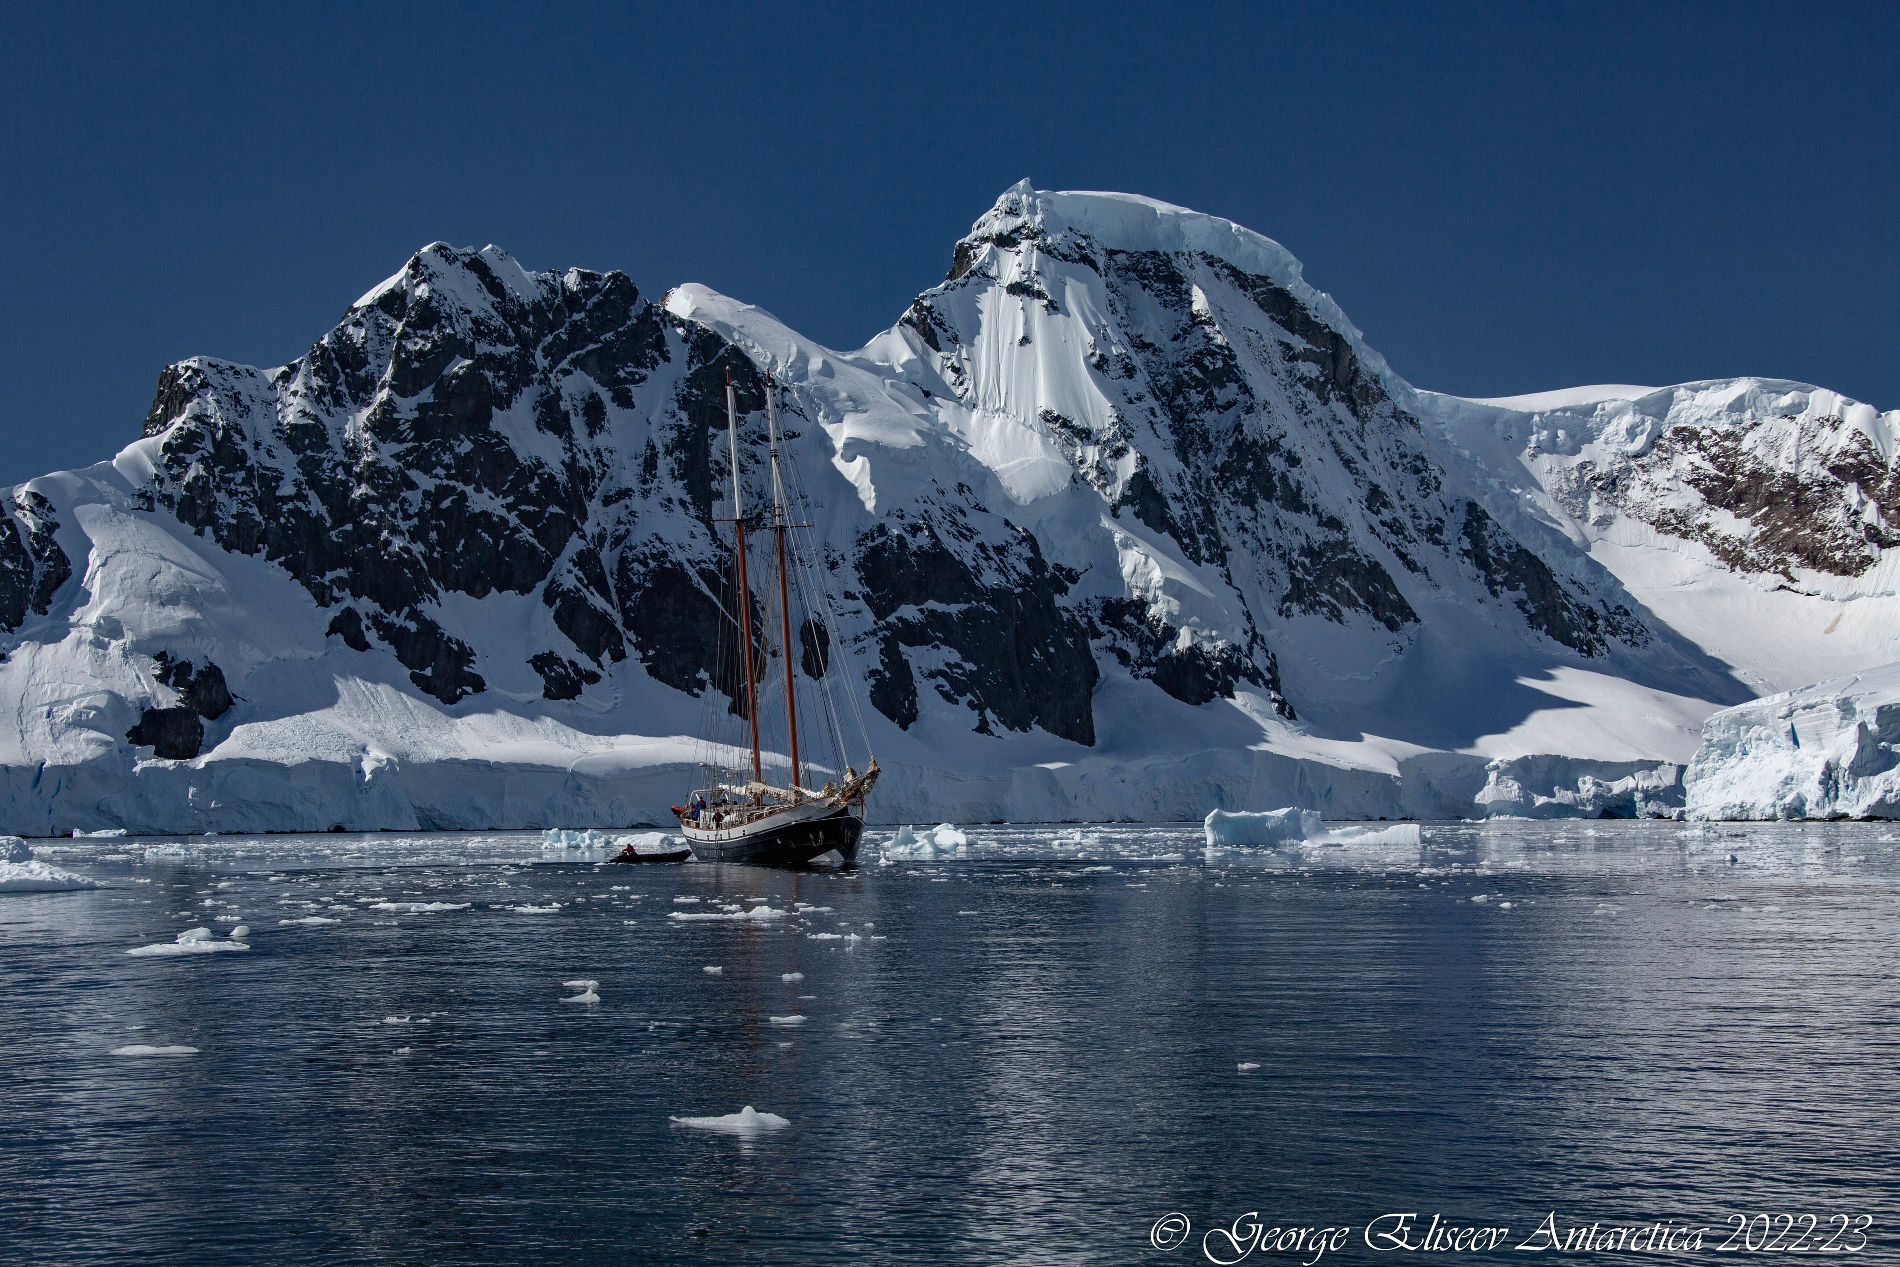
[1,186,1893,831]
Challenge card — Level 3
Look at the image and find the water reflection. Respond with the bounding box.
[1,822,1896,1263]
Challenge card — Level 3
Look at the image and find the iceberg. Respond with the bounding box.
[1203,808,1323,848]
[0,859,100,893]
[669,1106,790,1135]
[1686,665,1900,820]
[879,823,973,863]
[2,836,30,862]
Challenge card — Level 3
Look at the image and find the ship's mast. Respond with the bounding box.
[725,370,762,787]
[765,375,802,791]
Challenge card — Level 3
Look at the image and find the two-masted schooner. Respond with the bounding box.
[671,368,878,866]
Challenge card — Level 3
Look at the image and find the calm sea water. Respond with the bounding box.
[2,821,1897,1264]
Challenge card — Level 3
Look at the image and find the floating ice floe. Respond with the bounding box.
[1203,808,1423,850]
[879,823,973,863]
[702,965,723,974]
[781,972,804,982]
[1238,1062,1260,1072]
[561,978,600,1004]
[0,859,100,893]
[668,905,787,922]
[768,1014,806,1026]
[669,1106,790,1135]
[541,828,614,855]
[76,828,128,838]
[369,900,469,913]
[279,916,341,926]
[110,1044,198,1057]
[142,844,200,862]
[126,926,251,956]
[506,903,563,914]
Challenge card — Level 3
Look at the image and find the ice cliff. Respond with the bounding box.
[1686,665,1900,820]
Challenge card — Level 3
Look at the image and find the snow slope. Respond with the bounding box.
[0,185,1893,830]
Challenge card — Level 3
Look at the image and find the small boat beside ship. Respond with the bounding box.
[666,368,879,867]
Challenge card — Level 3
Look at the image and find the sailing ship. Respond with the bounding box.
[671,368,879,866]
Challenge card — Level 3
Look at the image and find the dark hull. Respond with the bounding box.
[705,808,863,868]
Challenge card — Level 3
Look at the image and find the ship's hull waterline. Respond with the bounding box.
[682,800,865,867]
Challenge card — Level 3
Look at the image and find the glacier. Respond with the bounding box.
[1686,665,1900,820]
[0,183,1895,831]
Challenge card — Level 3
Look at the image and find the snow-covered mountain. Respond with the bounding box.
[3,182,1894,832]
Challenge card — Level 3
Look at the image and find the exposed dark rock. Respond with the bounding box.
[127,707,203,760]
[153,653,234,719]
[856,513,1098,744]
[1280,540,1417,634]
[799,617,830,680]
[368,612,485,703]
[0,492,73,633]
[866,631,918,729]
[530,651,600,701]
[326,607,371,651]
[1459,502,1645,655]
[1093,597,1284,711]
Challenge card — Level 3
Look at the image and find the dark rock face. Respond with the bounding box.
[1458,503,1646,656]
[1560,415,1900,582]
[855,509,1098,744]
[153,653,235,719]
[0,492,73,633]
[127,707,204,760]
[140,245,758,710]
[326,607,370,651]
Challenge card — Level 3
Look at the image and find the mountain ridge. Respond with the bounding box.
[0,185,1893,832]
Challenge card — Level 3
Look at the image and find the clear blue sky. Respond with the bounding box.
[3,1,1895,485]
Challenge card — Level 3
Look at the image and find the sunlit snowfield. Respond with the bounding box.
[4,821,1899,1264]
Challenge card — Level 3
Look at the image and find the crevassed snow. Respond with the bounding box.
[1687,664,1900,820]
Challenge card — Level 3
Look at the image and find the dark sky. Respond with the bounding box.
[3,2,1895,485]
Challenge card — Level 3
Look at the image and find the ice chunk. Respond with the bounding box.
[668,905,787,922]
[278,916,340,925]
[369,901,469,913]
[669,1106,790,1135]
[0,860,100,893]
[879,822,973,863]
[703,965,723,974]
[505,904,562,914]
[781,972,804,981]
[541,828,613,854]
[142,844,200,862]
[560,979,600,1005]
[126,927,251,956]
[1306,823,1423,847]
[2,836,30,862]
[1237,1062,1260,1072]
[1203,808,1323,848]
[77,828,128,838]
[110,1044,199,1057]
[768,1014,806,1025]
